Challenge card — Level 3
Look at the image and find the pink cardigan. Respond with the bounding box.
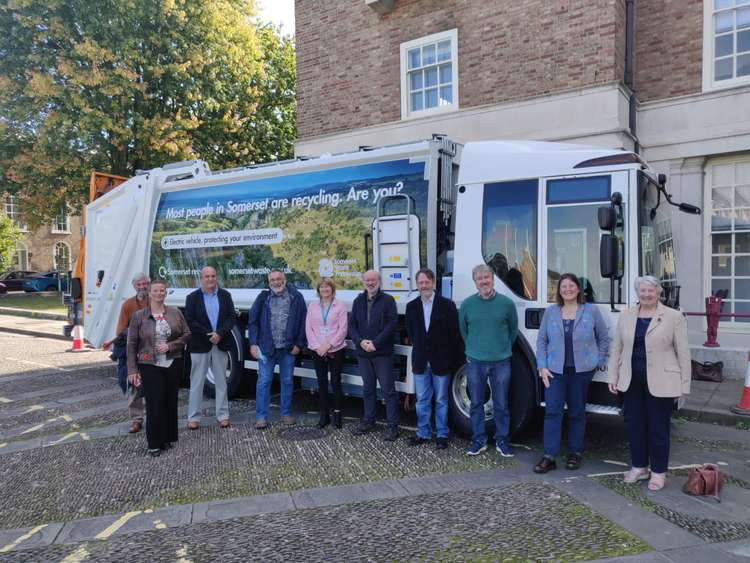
[305,298,348,353]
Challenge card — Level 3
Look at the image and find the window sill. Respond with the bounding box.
[51,230,71,234]
[401,103,459,122]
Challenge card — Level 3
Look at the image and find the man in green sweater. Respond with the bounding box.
[459,264,518,457]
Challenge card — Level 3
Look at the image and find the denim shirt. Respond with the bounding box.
[535,303,610,374]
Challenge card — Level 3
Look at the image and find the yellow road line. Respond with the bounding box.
[49,432,79,445]
[22,405,43,413]
[21,423,44,435]
[0,443,7,449]
[0,396,12,404]
[59,545,89,562]
[0,524,47,553]
[94,510,141,540]
[153,519,167,530]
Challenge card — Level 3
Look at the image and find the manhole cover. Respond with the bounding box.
[278,426,326,442]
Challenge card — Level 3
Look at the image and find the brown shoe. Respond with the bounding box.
[219,419,230,429]
[188,421,199,430]
[129,421,142,434]
[254,419,268,430]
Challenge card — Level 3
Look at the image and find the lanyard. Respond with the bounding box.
[321,300,333,326]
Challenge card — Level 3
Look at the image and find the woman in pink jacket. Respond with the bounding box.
[306,278,349,428]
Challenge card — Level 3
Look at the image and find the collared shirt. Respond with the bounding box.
[366,292,377,324]
[201,288,219,332]
[269,287,291,348]
[421,291,435,333]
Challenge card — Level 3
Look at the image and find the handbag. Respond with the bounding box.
[691,360,723,383]
[682,464,727,502]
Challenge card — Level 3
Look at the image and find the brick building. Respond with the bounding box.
[295,0,750,350]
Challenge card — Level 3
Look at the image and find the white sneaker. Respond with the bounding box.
[623,467,650,484]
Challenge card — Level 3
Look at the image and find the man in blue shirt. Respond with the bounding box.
[185,266,237,429]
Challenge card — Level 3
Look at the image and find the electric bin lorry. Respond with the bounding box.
[80,137,700,437]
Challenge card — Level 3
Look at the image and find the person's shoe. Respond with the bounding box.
[566,453,582,470]
[435,437,448,450]
[352,422,376,436]
[188,421,199,430]
[160,442,174,451]
[466,443,487,456]
[129,421,142,434]
[219,419,230,429]
[495,440,515,458]
[317,413,330,429]
[408,435,431,446]
[383,427,399,442]
[147,449,161,458]
[254,419,269,430]
[623,467,650,484]
[281,415,296,426]
[332,411,342,429]
[534,456,557,474]
[648,472,666,491]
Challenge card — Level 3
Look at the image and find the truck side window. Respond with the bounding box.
[482,179,538,300]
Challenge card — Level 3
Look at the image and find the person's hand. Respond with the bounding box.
[156,342,169,354]
[291,345,301,356]
[208,332,221,345]
[250,345,259,360]
[608,383,618,394]
[128,373,141,387]
[360,339,371,351]
[316,345,330,357]
[102,340,113,350]
[366,341,376,353]
[539,368,553,389]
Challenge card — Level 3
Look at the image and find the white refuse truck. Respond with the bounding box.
[78,136,700,437]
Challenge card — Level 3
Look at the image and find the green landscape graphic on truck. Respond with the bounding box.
[150,159,428,289]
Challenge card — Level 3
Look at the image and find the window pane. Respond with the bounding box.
[408,48,420,69]
[715,0,732,9]
[713,186,733,208]
[424,87,438,108]
[715,57,734,80]
[737,279,750,299]
[547,176,611,204]
[739,161,750,183]
[439,85,452,105]
[409,71,422,91]
[411,91,423,111]
[716,11,733,33]
[712,277,732,298]
[736,256,750,275]
[714,256,732,275]
[736,208,750,229]
[424,67,438,87]
[736,232,750,252]
[716,34,734,57]
[712,208,733,230]
[738,53,750,76]
[739,30,750,52]
[735,301,750,322]
[483,179,538,300]
[736,185,750,207]
[439,63,452,84]
[713,233,733,253]
[422,44,435,66]
[437,40,451,62]
[713,163,734,185]
[739,7,750,29]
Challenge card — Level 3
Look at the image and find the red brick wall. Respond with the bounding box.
[634,0,703,101]
[296,0,625,140]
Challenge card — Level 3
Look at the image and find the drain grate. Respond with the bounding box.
[278,426,327,442]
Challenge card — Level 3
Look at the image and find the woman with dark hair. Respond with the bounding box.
[127,281,191,457]
[534,273,609,473]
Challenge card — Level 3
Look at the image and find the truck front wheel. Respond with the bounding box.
[204,327,245,400]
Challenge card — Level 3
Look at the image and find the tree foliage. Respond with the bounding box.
[0,212,22,271]
[0,0,296,227]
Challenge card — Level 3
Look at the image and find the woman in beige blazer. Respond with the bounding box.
[608,275,691,491]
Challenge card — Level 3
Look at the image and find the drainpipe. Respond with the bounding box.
[624,0,639,153]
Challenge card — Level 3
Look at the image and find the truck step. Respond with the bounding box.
[540,402,621,416]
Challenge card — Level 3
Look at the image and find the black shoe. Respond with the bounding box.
[383,427,399,442]
[533,456,556,474]
[147,449,161,458]
[408,435,431,446]
[435,437,448,450]
[317,413,330,429]
[352,422,376,436]
[332,411,342,429]
[160,442,174,451]
[566,453,582,470]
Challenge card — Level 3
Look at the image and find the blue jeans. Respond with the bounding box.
[256,348,295,420]
[543,367,594,457]
[414,364,450,439]
[466,358,511,447]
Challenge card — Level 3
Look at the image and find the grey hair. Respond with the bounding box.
[132,272,150,285]
[472,264,493,280]
[634,275,662,293]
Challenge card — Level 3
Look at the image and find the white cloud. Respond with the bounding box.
[256,0,295,36]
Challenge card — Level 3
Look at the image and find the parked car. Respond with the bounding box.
[0,270,38,292]
[23,271,68,292]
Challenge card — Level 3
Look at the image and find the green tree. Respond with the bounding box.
[0,0,296,227]
[0,212,22,272]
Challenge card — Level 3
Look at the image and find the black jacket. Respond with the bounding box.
[348,290,397,358]
[405,293,462,375]
[184,287,237,353]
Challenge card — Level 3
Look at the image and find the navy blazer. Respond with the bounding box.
[405,293,462,375]
[184,287,237,353]
[247,286,307,357]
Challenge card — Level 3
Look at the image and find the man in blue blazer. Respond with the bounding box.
[405,268,461,449]
[185,266,237,429]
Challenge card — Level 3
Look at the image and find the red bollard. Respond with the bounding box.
[704,295,722,348]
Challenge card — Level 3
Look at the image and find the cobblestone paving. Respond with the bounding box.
[595,471,750,543]
[0,422,514,529]
[1,483,650,562]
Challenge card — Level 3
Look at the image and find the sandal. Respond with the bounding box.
[648,472,666,491]
[623,467,650,483]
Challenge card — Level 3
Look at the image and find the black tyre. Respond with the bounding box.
[203,327,246,399]
[448,348,538,439]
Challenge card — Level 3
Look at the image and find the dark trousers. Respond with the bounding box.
[139,363,179,450]
[359,355,399,428]
[314,348,345,415]
[623,369,674,473]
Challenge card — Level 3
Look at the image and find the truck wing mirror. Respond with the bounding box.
[600,234,619,278]
[597,207,616,231]
[71,277,83,301]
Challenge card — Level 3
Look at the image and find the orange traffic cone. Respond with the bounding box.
[730,352,750,417]
[70,324,87,352]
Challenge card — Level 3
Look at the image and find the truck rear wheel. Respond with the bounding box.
[448,349,537,440]
[204,327,245,400]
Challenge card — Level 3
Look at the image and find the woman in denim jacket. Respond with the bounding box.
[534,273,609,473]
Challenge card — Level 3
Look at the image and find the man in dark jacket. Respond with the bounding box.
[248,269,307,429]
[185,266,237,429]
[405,268,461,449]
[349,270,399,441]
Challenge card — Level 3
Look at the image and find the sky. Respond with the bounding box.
[256,0,295,36]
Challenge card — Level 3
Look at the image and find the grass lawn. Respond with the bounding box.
[0,292,67,314]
